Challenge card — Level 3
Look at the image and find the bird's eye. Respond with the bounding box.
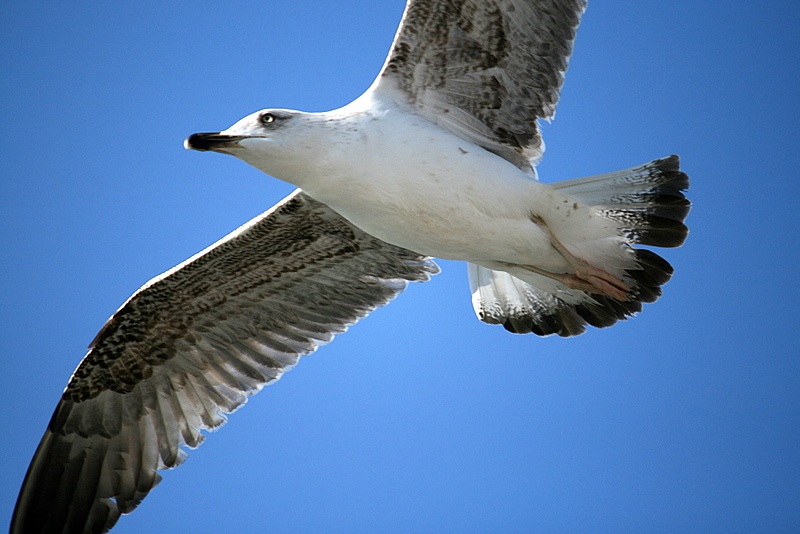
[261,113,276,125]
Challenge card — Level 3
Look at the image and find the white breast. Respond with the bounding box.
[297,100,559,264]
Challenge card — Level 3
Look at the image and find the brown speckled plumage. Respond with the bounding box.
[14,192,436,533]
[382,0,586,167]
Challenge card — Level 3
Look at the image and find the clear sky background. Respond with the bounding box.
[2,1,798,532]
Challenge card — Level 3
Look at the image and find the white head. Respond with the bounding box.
[185,108,330,187]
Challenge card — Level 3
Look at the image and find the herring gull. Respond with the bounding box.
[12,1,689,532]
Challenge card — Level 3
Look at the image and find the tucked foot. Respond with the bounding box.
[518,264,631,301]
[569,263,631,301]
[524,216,632,301]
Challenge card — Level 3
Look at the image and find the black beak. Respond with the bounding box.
[184,132,246,152]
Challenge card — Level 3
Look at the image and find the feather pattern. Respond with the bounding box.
[469,156,688,336]
[13,1,692,530]
[377,0,587,168]
[11,191,437,533]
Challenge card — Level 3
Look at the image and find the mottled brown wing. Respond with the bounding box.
[376,0,587,169]
[11,190,438,534]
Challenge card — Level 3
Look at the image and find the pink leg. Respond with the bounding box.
[523,218,631,301]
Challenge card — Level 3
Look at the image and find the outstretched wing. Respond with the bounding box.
[374,0,587,169]
[11,190,438,534]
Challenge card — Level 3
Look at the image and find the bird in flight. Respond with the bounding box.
[12,1,689,532]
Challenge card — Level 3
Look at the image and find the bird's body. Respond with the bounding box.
[12,1,690,532]
[233,90,562,266]
[195,83,675,309]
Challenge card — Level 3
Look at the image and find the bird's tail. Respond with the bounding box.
[469,155,690,336]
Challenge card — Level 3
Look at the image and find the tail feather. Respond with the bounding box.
[551,155,688,207]
[553,155,690,248]
[468,265,588,336]
[628,248,674,302]
[470,155,690,337]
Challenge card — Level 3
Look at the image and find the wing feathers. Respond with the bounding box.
[377,0,587,168]
[12,191,437,533]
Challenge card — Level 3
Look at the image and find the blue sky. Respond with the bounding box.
[1,1,798,532]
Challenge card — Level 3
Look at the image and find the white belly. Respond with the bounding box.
[299,108,560,265]
[227,94,589,272]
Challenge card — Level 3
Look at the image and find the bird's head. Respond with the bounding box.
[185,108,322,185]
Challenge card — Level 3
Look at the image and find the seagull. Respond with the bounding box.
[12,1,689,532]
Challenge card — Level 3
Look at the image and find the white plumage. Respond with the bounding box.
[12,1,689,532]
